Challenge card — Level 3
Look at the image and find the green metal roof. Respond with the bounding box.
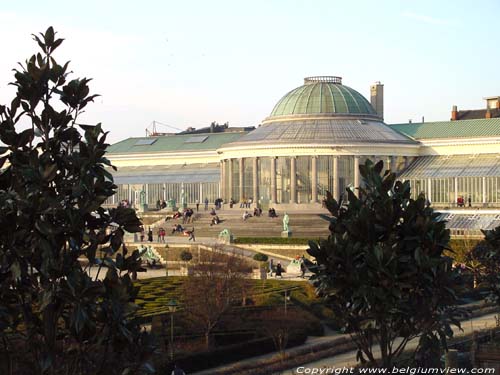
[106,132,247,154]
[389,118,500,139]
[270,77,376,117]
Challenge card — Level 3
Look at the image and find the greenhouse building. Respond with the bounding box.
[106,76,500,210]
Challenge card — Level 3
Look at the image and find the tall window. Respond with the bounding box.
[258,157,272,207]
[296,156,311,203]
[276,157,290,204]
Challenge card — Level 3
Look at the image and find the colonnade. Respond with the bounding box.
[220,155,404,205]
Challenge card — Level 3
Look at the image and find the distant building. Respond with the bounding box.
[451,96,500,121]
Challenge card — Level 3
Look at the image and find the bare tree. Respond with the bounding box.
[256,307,303,364]
[182,247,251,349]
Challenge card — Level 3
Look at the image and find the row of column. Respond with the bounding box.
[220,155,403,204]
[220,155,378,204]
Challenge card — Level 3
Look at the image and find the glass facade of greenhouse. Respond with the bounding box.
[105,76,500,211]
[401,154,500,207]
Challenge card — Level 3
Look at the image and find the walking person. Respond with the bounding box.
[300,261,306,278]
[468,195,472,207]
[140,226,145,242]
[196,199,200,212]
[187,227,196,242]
[147,227,153,242]
[204,197,209,210]
[275,262,283,278]
[269,258,274,277]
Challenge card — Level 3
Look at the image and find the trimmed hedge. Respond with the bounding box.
[253,252,269,262]
[234,237,317,245]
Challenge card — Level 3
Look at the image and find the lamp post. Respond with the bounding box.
[167,299,178,361]
[284,289,290,316]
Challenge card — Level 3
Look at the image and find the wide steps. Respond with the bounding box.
[143,211,330,239]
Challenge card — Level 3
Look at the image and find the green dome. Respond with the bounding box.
[270,76,377,117]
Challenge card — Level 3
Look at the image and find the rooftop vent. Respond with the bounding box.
[304,76,342,85]
[184,135,208,144]
[134,138,157,146]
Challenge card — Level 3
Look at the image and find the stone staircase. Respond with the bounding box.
[139,208,331,239]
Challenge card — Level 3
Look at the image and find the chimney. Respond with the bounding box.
[370,81,384,120]
[486,109,492,119]
[451,105,458,121]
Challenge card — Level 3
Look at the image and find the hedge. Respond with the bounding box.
[234,237,319,245]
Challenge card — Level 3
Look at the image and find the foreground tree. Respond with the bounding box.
[182,248,250,349]
[307,160,462,368]
[467,226,500,300]
[0,27,154,374]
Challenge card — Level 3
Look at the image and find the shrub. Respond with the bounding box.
[234,237,314,245]
[253,252,269,262]
[180,250,193,262]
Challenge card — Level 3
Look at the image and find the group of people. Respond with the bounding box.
[239,197,253,208]
[170,224,196,241]
[155,199,167,210]
[140,226,167,243]
[268,256,308,279]
[214,198,223,209]
[268,258,283,278]
[139,227,154,242]
[457,195,472,207]
[242,207,264,221]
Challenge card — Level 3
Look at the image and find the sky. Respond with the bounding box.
[1,0,499,143]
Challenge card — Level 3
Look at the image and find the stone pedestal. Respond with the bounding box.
[252,268,267,280]
[137,203,148,213]
[180,266,193,276]
[281,230,292,238]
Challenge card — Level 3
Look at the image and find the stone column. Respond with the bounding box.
[482,177,487,205]
[228,159,233,201]
[311,156,318,203]
[454,177,458,207]
[239,158,244,202]
[333,156,339,201]
[220,160,225,200]
[290,157,297,203]
[427,178,432,204]
[390,155,397,172]
[252,157,258,205]
[404,156,410,169]
[271,157,277,204]
[354,156,360,197]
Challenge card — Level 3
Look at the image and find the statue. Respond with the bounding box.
[218,229,233,244]
[282,212,290,232]
[139,189,146,205]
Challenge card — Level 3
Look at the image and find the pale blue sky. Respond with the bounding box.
[1,0,499,142]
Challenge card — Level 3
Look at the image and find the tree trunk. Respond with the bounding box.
[205,332,214,350]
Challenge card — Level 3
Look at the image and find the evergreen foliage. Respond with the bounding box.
[307,160,463,368]
[0,27,154,374]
